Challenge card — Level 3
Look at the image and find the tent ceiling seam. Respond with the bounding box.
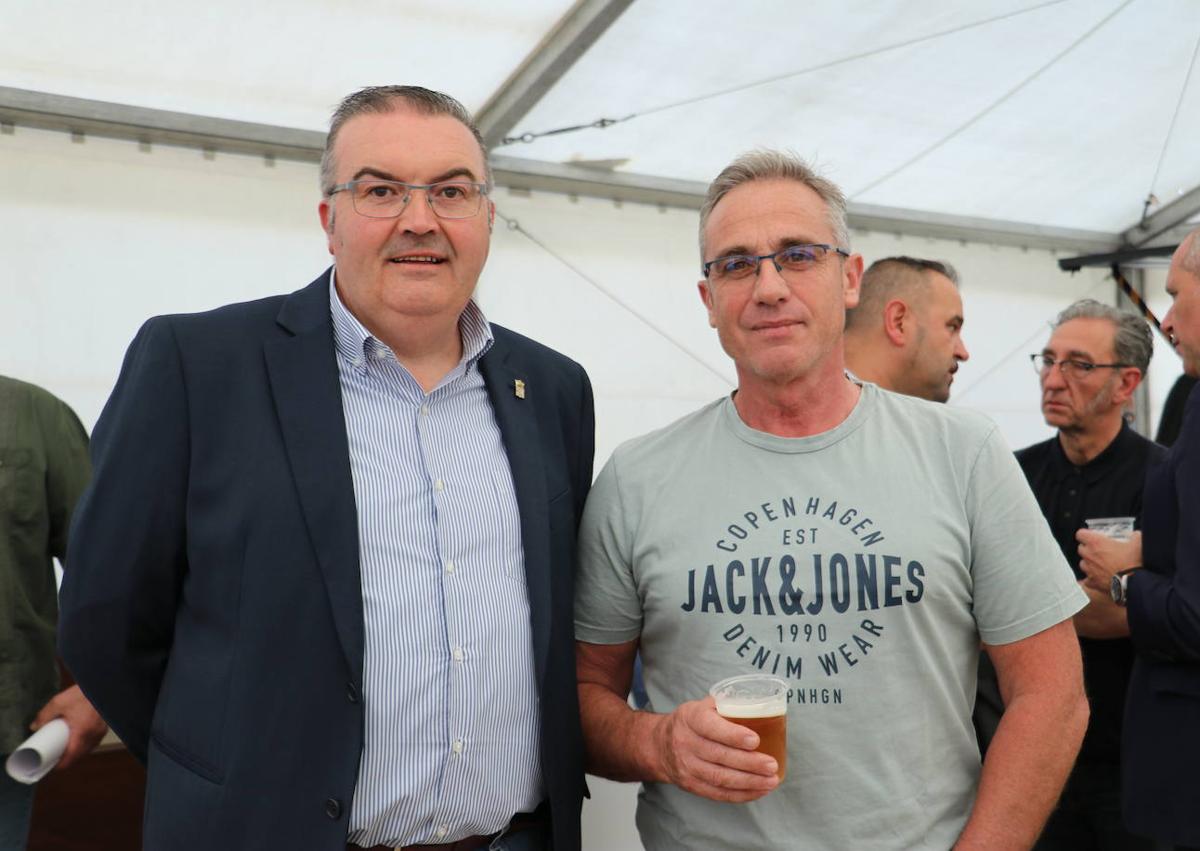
[476,0,636,148]
[496,0,1068,148]
[0,87,1122,251]
[1141,22,1200,225]
[850,0,1134,199]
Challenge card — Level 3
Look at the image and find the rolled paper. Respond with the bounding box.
[5,718,69,784]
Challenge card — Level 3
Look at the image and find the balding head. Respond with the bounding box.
[1164,228,1200,377]
[1180,230,1200,276]
[843,257,968,402]
[845,257,958,332]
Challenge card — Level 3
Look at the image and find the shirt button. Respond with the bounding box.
[324,798,342,820]
[421,405,430,416]
[452,646,464,662]
[435,825,449,839]
[452,739,463,754]
[434,479,445,492]
[445,560,456,574]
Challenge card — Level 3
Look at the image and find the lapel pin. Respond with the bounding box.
[514,379,526,399]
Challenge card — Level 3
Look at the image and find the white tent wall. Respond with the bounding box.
[0,123,1187,851]
[4,125,1179,461]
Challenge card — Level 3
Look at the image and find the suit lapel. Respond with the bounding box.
[264,276,364,681]
[480,337,551,689]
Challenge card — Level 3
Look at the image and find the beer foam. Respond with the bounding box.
[718,699,786,719]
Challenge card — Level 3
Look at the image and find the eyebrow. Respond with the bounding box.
[349,166,480,184]
[1043,347,1099,360]
[710,237,821,259]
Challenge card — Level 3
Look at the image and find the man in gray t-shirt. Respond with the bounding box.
[574,151,1089,851]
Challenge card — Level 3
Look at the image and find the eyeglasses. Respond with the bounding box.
[1030,354,1131,379]
[702,244,849,284]
[327,179,488,220]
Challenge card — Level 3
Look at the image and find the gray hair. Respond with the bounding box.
[1054,298,1153,373]
[845,256,959,331]
[699,150,849,259]
[319,85,492,196]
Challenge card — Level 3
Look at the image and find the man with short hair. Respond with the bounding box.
[1016,299,1162,851]
[844,256,969,402]
[59,86,594,851]
[1080,228,1200,849]
[574,150,1089,850]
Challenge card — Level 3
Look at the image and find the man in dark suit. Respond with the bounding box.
[1080,228,1200,849]
[59,86,594,851]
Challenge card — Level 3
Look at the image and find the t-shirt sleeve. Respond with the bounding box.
[967,424,1087,645]
[574,452,643,644]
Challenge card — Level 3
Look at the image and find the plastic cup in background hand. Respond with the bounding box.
[709,674,788,780]
[1085,516,1135,541]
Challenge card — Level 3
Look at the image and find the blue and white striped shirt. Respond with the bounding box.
[330,277,542,847]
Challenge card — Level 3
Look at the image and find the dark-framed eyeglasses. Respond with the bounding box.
[327,179,489,220]
[1030,353,1132,379]
[702,244,850,284]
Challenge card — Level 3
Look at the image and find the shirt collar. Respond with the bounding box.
[327,268,494,375]
[1050,420,1135,484]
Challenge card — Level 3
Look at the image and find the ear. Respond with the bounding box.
[842,252,864,310]
[1111,367,1143,405]
[487,199,496,233]
[318,199,336,256]
[698,280,717,329]
[882,299,910,347]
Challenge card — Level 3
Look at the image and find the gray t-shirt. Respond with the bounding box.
[575,384,1086,851]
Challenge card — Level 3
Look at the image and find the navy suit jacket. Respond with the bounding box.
[59,272,594,850]
[1123,383,1200,845]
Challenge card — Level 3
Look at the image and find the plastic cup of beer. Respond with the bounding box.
[709,674,788,780]
[1085,516,1135,541]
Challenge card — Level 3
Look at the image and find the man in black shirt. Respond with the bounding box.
[1018,299,1164,850]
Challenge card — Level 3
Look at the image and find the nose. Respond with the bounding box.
[955,336,970,362]
[752,259,790,303]
[394,188,439,234]
[1041,361,1066,390]
[1162,305,1176,342]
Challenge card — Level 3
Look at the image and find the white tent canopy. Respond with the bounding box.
[3,0,1196,465]
[4,0,1199,245]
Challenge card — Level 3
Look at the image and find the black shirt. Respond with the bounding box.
[1016,422,1167,764]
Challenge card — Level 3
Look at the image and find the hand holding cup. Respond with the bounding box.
[650,676,786,803]
[1078,518,1142,591]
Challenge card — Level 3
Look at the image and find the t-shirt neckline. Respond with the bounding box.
[721,380,876,454]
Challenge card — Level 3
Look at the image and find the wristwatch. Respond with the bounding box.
[1110,568,1138,607]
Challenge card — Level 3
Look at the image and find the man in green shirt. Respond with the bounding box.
[1,375,106,850]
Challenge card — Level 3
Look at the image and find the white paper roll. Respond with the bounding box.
[5,718,69,784]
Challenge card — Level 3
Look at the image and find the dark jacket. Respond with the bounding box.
[1123,384,1200,845]
[59,272,594,850]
